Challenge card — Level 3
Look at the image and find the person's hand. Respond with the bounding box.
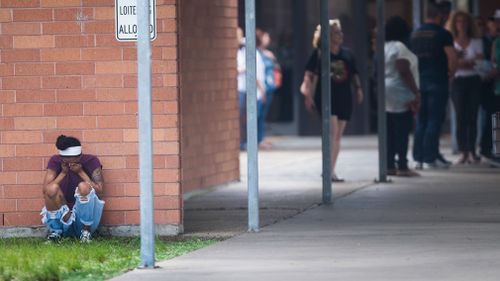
[69,163,83,173]
[356,88,364,104]
[409,92,421,113]
[61,162,69,174]
[304,96,316,113]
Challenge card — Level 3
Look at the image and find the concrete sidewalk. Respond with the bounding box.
[112,136,500,281]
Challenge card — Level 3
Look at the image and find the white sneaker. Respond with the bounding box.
[423,160,450,169]
[80,230,92,243]
[46,232,61,243]
[414,162,423,170]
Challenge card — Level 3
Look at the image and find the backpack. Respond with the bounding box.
[260,50,282,92]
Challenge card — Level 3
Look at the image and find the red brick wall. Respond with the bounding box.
[0,0,181,230]
[178,0,240,194]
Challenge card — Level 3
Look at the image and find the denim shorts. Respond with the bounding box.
[41,188,105,237]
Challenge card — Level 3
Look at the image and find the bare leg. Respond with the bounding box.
[330,116,347,176]
[43,183,66,211]
[43,183,74,224]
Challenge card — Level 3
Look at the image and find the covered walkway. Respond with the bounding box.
[113,136,500,280]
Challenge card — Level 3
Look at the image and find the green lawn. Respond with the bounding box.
[0,237,216,281]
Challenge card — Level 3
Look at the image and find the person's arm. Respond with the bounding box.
[43,166,68,186]
[395,59,419,96]
[70,164,104,195]
[395,58,420,112]
[43,164,67,188]
[352,74,363,104]
[257,80,266,103]
[301,70,317,111]
[444,46,458,77]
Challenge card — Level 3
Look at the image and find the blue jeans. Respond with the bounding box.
[41,189,104,236]
[258,91,274,143]
[413,83,449,163]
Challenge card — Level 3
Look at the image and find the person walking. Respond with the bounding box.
[384,16,421,177]
[300,19,363,182]
[447,11,484,164]
[410,1,457,169]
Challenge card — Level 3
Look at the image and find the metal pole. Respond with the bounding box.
[320,0,332,204]
[245,0,259,232]
[292,0,306,136]
[471,0,479,16]
[137,0,155,268]
[412,0,422,29]
[376,0,388,183]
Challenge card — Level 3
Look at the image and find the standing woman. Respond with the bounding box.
[256,29,281,149]
[447,11,484,164]
[384,16,421,177]
[301,19,363,182]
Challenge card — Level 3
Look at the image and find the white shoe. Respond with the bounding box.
[46,232,61,243]
[80,230,92,243]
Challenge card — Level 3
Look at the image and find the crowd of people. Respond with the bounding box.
[237,1,500,182]
[409,2,500,172]
[297,1,500,181]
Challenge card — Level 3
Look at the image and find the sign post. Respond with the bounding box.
[115,0,156,42]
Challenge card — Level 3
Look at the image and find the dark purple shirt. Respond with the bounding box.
[47,154,102,207]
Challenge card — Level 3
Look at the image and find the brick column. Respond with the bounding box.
[178,0,240,194]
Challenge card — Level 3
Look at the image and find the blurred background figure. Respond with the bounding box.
[237,27,247,151]
[237,27,266,151]
[447,11,484,164]
[384,16,421,177]
[475,14,499,165]
[489,10,500,163]
[410,0,457,170]
[256,29,282,150]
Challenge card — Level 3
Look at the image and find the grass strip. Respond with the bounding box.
[0,237,216,281]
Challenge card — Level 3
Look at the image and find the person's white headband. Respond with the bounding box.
[58,146,82,156]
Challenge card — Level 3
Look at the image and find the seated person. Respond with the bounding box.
[41,135,105,243]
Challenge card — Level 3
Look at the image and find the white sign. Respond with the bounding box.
[115,0,156,41]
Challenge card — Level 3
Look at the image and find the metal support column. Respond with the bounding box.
[137,0,155,269]
[320,0,332,204]
[376,0,388,183]
[413,0,422,29]
[245,0,259,233]
[471,0,479,16]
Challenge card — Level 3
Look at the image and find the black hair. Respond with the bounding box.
[385,16,411,43]
[426,0,441,19]
[437,1,451,16]
[56,135,81,150]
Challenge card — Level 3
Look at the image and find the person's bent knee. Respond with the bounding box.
[43,183,61,199]
[77,181,92,197]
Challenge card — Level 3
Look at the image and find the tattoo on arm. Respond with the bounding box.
[92,168,103,183]
[91,168,104,194]
[92,168,104,185]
